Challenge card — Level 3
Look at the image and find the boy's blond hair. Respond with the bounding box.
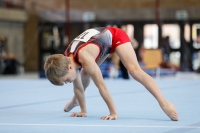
[44,54,71,86]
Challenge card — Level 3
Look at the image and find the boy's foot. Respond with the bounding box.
[160,102,178,121]
[64,100,79,112]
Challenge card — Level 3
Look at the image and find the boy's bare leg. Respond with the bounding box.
[115,42,178,121]
[64,69,90,112]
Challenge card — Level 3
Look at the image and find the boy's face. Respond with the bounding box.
[61,64,77,84]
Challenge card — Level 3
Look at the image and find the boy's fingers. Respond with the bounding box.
[70,112,78,117]
[101,115,117,120]
[101,116,105,120]
[108,116,117,120]
[101,116,108,120]
[77,114,86,117]
[70,112,87,117]
[109,116,116,120]
[108,117,113,120]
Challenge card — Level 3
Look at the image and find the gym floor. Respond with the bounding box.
[0,72,200,133]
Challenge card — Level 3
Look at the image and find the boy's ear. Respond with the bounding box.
[67,64,72,70]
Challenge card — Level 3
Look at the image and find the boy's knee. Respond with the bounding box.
[128,67,141,77]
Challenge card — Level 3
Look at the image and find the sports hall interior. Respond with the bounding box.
[0,0,200,133]
[0,0,200,76]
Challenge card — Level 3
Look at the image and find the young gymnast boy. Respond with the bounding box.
[44,27,178,120]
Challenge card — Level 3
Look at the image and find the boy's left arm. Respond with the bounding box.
[80,53,118,120]
[71,70,87,117]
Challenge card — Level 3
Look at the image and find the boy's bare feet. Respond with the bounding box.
[64,100,79,112]
[160,102,178,121]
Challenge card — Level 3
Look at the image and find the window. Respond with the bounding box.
[192,23,200,49]
[121,24,138,49]
[143,24,158,49]
[169,52,181,67]
[192,23,200,70]
[184,24,190,42]
[126,24,134,38]
[162,24,180,49]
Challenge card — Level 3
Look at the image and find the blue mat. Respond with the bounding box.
[0,76,200,133]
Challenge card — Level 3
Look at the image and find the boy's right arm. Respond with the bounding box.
[71,70,87,117]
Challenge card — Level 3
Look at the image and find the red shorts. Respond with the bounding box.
[107,27,130,53]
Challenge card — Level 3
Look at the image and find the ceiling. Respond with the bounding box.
[6,0,66,11]
[2,0,200,22]
[3,0,67,22]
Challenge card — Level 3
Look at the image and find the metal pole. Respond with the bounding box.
[65,0,70,43]
[155,0,161,47]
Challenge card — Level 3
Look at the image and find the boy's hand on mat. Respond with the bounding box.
[101,114,118,120]
[70,112,87,117]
